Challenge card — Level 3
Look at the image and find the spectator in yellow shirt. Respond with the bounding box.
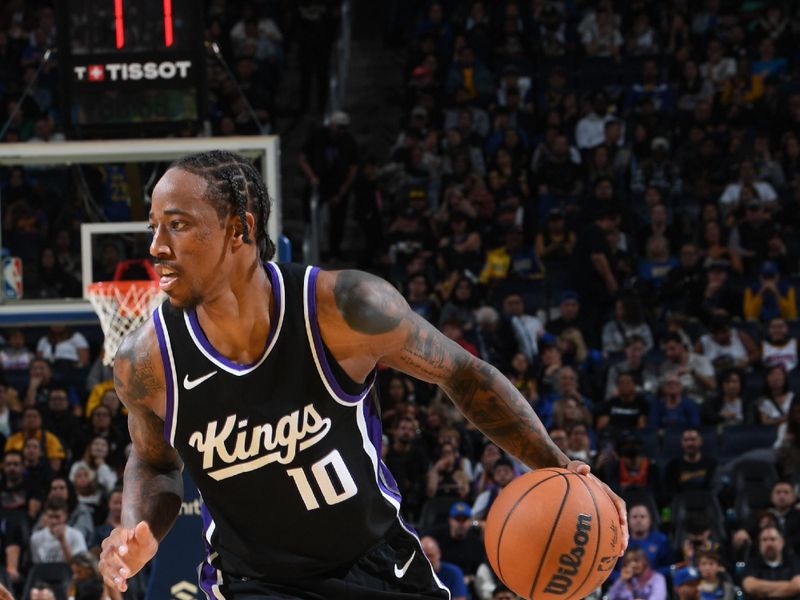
[479,225,544,286]
[743,261,797,321]
[4,406,66,473]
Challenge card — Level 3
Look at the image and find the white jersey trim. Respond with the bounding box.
[157,304,181,448]
[183,262,286,376]
[302,266,373,407]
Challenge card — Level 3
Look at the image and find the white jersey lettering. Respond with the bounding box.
[188,404,332,480]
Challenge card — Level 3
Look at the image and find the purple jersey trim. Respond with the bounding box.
[152,307,175,443]
[187,262,282,371]
[307,267,376,403]
[198,561,220,600]
[362,394,402,504]
[198,504,221,599]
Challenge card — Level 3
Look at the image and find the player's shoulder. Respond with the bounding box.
[113,313,166,407]
[316,268,408,336]
[317,266,393,292]
[115,313,160,366]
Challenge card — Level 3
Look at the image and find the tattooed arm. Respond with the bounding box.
[323,269,627,551]
[327,270,566,468]
[114,324,183,537]
[99,324,183,591]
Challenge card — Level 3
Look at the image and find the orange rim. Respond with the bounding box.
[87,280,160,296]
[88,280,162,317]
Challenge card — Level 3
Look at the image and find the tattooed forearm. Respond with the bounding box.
[332,269,568,468]
[120,397,183,538]
[121,453,183,540]
[388,312,568,469]
[114,327,183,539]
[398,323,449,377]
[441,355,568,469]
[334,270,404,334]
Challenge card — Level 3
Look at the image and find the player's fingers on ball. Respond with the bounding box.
[565,459,590,474]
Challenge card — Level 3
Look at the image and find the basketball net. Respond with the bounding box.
[88,260,165,366]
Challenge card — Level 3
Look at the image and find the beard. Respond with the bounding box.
[168,290,204,309]
[764,548,780,562]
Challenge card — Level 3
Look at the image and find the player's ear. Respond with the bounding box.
[227,214,244,248]
[229,211,257,248]
[244,211,256,238]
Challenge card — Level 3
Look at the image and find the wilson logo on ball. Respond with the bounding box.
[543,513,592,595]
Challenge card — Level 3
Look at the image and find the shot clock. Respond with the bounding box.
[57,0,207,136]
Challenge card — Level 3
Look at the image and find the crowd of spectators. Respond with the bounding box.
[4,0,800,599]
[0,322,130,599]
[344,0,800,599]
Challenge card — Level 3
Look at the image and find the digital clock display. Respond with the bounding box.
[57,0,206,135]
[68,0,192,54]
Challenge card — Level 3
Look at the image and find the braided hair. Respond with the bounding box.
[170,150,276,261]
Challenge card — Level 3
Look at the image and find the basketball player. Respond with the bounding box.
[99,151,628,599]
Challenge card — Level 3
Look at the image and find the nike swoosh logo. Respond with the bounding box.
[394,551,416,579]
[183,371,218,390]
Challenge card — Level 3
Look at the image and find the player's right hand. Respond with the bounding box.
[99,521,158,592]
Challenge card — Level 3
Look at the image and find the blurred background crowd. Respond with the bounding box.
[2,0,800,599]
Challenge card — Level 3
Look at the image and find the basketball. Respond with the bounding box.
[484,468,622,599]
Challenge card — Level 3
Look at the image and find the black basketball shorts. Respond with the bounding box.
[205,521,452,600]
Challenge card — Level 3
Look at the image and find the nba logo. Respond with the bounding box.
[3,257,22,299]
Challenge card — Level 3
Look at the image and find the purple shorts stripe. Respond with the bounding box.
[198,503,221,599]
[198,559,220,599]
[152,307,175,443]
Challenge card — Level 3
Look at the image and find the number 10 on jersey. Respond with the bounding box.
[287,450,358,510]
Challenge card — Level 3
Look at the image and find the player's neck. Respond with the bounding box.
[194,263,274,362]
[200,259,271,319]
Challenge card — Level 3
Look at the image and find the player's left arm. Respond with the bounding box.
[330,269,566,467]
[328,270,627,549]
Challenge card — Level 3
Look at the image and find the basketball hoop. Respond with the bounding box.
[88,260,165,366]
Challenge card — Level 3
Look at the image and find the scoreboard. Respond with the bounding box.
[57,0,207,136]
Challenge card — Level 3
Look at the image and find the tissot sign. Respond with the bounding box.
[57,0,206,135]
[73,60,193,82]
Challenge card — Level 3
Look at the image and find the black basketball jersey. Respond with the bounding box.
[152,262,404,585]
